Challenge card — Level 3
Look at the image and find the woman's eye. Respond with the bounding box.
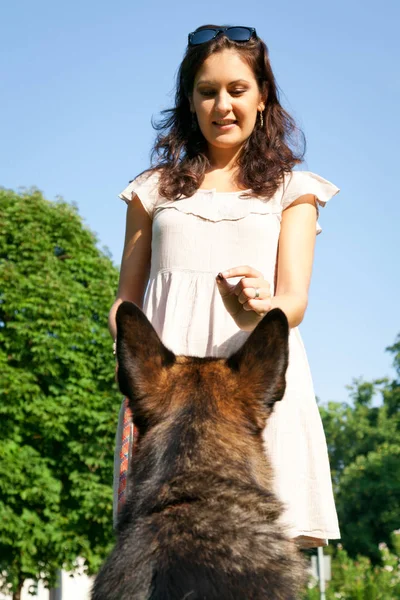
[199,89,246,98]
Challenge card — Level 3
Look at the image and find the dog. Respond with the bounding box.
[92,302,306,599]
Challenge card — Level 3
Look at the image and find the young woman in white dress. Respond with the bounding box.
[109,25,340,549]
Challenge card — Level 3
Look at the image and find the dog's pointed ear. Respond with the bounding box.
[226,308,289,407]
[116,302,175,401]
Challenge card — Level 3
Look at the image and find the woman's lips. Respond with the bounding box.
[212,121,238,131]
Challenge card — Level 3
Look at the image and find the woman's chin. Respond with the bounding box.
[205,135,246,150]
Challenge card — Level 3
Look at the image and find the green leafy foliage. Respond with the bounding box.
[319,360,400,562]
[0,188,119,594]
[303,531,400,599]
[2,186,400,597]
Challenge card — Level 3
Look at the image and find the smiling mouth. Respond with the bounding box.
[212,120,238,128]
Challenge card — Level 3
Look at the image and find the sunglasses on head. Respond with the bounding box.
[188,26,257,47]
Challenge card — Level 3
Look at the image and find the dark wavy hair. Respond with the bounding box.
[148,24,306,200]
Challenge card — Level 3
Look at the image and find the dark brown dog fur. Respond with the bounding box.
[92,302,306,599]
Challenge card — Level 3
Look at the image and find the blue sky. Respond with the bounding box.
[1,0,399,405]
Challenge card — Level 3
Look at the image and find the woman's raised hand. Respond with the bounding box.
[215,266,272,331]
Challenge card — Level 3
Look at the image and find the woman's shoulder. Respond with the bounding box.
[122,168,161,195]
[281,169,340,208]
[280,169,340,235]
[118,168,163,218]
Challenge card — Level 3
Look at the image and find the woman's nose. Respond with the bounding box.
[214,91,232,114]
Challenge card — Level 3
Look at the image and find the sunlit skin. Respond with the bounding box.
[188,47,317,332]
[189,50,272,330]
[110,47,318,342]
[190,48,266,170]
[109,38,322,551]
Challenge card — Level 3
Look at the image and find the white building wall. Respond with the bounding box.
[1,567,94,600]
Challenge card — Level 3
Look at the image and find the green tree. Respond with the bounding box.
[319,348,400,562]
[0,188,119,598]
[303,531,400,599]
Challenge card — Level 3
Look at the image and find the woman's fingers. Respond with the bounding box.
[243,297,272,313]
[221,266,263,279]
[216,267,272,320]
[233,277,263,295]
[237,286,269,305]
[234,277,270,298]
[215,274,242,317]
[233,276,271,306]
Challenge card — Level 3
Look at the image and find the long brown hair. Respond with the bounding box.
[148,24,305,200]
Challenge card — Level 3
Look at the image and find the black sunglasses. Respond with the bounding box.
[188,26,257,47]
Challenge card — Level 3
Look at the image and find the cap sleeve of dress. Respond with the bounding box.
[282,170,340,234]
[118,170,161,219]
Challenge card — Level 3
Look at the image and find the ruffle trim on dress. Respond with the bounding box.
[118,170,339,232]
[118,170,161,218]
[282,171,340,209]
[153,193,282,223]
[282,171,340,234]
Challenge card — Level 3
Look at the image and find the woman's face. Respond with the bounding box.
[191,48,266,153]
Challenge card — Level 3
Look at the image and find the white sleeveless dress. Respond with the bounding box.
[114,169,341,547]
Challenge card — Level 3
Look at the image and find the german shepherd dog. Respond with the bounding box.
[92,302,306,599]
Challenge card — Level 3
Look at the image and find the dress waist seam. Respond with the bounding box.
[150,267,218,277]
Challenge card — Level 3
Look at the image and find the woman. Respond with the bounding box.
[109,25,340,548]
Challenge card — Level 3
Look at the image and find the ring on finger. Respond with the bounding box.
[254,287,260,299]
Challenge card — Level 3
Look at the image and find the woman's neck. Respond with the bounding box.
[206,143,243,172]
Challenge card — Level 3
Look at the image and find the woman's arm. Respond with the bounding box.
[108,195,152,340]
[215,194,318,330]
[271,194,317,327]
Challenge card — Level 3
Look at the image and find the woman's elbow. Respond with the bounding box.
[291,293,309,327]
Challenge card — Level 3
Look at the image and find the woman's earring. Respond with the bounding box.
[259,110,264,128]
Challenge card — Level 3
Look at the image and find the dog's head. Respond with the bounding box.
[115,302,289,484]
